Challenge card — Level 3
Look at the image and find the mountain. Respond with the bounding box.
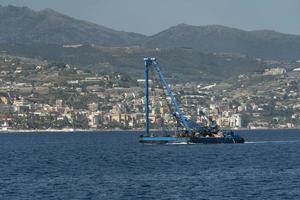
[1,5,300,60]
[142,24,300,60]
[0,5,297,81]
[0,5,145,46]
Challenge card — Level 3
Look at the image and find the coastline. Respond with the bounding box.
[0,127,300,133]
[0,128,143,133]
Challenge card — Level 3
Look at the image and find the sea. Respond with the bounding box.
[0,129,300,200]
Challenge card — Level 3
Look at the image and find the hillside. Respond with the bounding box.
[0,43,268,82]
[142,24,300,60]
[0,5,145,46]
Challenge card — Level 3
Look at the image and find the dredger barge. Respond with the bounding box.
[139,58,244,144]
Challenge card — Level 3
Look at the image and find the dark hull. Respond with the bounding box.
[140,135,244,144]
[190,136,244,144]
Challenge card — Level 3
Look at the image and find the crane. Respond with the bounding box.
[144,57,193,135]
[141,57,244,144]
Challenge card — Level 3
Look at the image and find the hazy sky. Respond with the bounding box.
[1,0,300,35]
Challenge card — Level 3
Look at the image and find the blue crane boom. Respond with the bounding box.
[140,57,245,144]
[144,57,192,134]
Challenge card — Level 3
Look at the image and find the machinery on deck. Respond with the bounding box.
[139,58,244,144]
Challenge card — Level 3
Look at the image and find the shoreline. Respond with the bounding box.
[0,127,300,133]
[0,129,143,133]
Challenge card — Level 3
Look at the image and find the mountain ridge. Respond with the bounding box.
[141,24,300,60]
[0,5,146,46]
[1,5,300,60]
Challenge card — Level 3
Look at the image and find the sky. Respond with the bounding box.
[1,0,300,36]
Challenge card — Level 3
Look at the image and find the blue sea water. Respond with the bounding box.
[0,130,300,200]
